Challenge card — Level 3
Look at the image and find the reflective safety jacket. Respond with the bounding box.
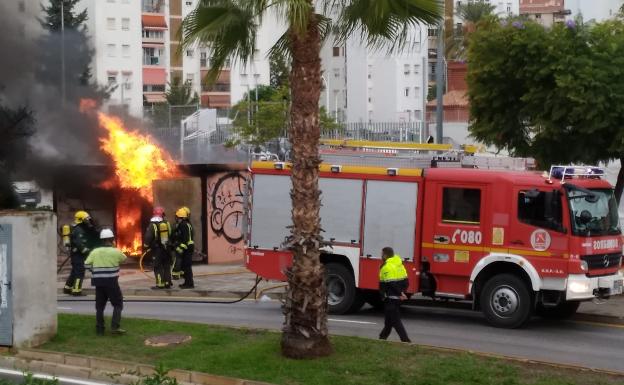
[379,255,409,300]
[85,247,127,287]
[173,219,194,255]
[143,216,171,250]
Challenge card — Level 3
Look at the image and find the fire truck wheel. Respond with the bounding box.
[325,263,363,314]
[480,274,532,328]
[536,301,580,319]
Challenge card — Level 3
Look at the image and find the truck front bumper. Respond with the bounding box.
[566,272,624,301]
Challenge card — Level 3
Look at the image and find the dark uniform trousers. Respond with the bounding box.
[95,284,123,333]
[379,299,410,342]
[152,247,172,287]
[181,246,194,286]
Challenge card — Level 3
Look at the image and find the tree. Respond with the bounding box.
[39,0,108,99]
[148,78,199,129]
[181,0,442,358]
[0,100,34,208]
[270,51,291,88]
[446,1,496,60]
[467,18,624,203]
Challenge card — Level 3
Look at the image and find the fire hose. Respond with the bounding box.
[58,275,266,304]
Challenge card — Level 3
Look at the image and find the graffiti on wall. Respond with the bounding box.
[206,172,247,263]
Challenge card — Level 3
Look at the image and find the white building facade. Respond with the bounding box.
[320,24,430,124]
[78,0,144,118]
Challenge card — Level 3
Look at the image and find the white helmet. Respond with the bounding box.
[100,228,115,239]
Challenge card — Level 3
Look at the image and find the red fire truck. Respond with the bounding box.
[245,158,623,328]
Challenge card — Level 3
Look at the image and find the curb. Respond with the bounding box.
[2,349,275,385]
[57,288,285,301]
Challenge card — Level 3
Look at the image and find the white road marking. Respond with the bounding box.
[57,307,72,310]
[328,318,376,325]
[0,367,108,385]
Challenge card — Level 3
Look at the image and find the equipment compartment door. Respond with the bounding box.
[425,184,488,295]
[0,224,13,346]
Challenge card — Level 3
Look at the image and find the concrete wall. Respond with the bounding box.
[0,211,57,348]
[153,178,203,256]
[206,172,247,264]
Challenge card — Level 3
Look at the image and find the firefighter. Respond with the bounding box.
[171,206,191,280]
[84,228,127,335]
[378,247,411,343]
[143,207,172,289]
[63,211,98,296]
[173,207,194,289]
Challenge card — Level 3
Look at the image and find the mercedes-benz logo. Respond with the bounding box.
[603,255,610,268]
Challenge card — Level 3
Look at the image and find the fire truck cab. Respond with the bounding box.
[245,162,623,328]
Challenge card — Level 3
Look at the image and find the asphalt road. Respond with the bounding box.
[0,367,111,385]
[58,299,624,373]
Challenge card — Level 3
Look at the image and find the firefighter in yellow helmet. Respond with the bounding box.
[172,207,194,288]
[63,210,98,296]
[143,207,172,289]
[171,206,191,280]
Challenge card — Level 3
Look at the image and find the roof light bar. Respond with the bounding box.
[549,165,604,180]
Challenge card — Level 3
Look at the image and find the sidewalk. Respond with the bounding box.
[57,260,624,324]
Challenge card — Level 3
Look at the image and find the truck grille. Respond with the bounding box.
[580,253,622,270]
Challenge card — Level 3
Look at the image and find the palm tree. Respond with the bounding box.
[181,0,442,359]
[447,0,495,59]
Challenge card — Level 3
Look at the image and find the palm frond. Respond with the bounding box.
[333,0,443,52]
[455,1,496,23]
[180,0,262,84]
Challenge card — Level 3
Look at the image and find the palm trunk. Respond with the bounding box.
[280,9,332,359]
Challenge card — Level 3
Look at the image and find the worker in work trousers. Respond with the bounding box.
[85,228,127,335]
[171,206,190,280]
[143,207,172,289]
[63,211,98,296]
[378,247,411,343]
[173,207,194,289]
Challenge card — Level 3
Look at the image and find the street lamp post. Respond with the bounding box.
[321,75,329,113]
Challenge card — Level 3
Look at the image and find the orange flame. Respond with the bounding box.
[81,98,179,256]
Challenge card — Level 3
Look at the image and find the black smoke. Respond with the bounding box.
[0,1,111,196]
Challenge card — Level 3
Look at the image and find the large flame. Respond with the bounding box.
[81,99,178,255]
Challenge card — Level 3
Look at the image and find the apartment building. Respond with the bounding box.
[320,24,429,124]
[519,0,569,26]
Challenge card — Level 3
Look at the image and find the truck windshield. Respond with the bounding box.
[566,186,621,236]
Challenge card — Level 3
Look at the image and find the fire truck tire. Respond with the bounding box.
[325,263,363,314]
[480,274,532,328]
[536,301,580,319]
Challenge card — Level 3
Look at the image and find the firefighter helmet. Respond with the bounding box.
[153,206,165,217]
[175,208,189,218]
[74,211,90,224]
[100,228,115,239]
[181,206,190,216]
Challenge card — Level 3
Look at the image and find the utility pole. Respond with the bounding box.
[435,22,445,144]
[60,0,66,106]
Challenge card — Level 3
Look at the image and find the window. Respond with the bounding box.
[442,188,481,224]
[142,30,164,39]
[121,18,130,31]
[404,64,410,75]
[107,74,117,86]
[200,51,207,67]
[404,87,410,97]
[122,73,132,89]
[186,73,194,85]
[535,14,541,19]
[518,190,563,231]
[414,110,422,120]
[332,47,340,57]
[186,49,194,57]
[107,44,116,57]
[368,65,373,79]
[122,44,130,57]
[143,84,166,92]
[107,18,115,30]
[414,64,420,73]
[186,0,193,5]
[333,68,340,78]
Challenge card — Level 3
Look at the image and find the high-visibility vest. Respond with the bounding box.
[379,255,408,282]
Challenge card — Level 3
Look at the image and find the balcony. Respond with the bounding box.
[201,83,230,93]
[143,56,164,66]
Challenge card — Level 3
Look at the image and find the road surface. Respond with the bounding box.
[58,299,624,373]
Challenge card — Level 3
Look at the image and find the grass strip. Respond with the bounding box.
[40,314,622,385]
